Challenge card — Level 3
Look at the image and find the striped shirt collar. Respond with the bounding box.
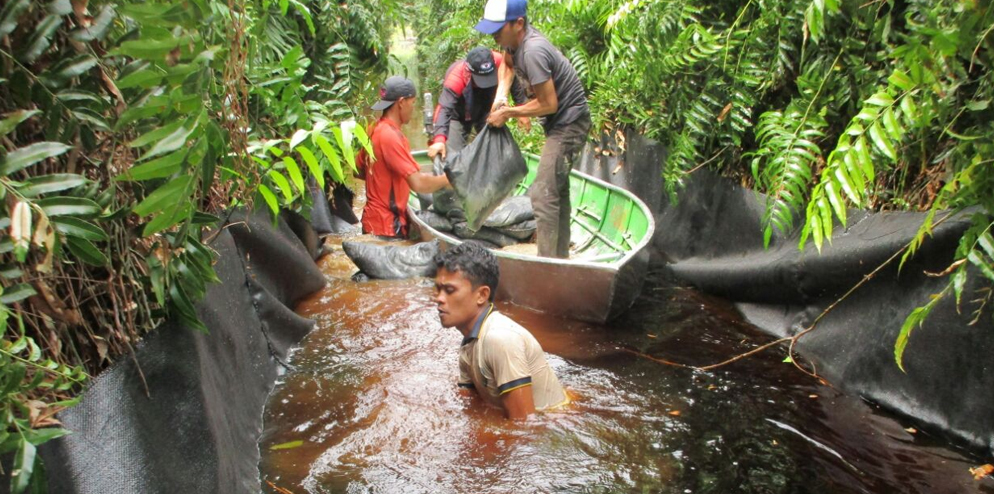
[461,303,494,346]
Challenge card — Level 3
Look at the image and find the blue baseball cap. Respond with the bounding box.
[474,0,527,35]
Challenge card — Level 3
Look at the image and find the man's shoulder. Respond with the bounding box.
[483,312,531,347]
[371,119,406,146]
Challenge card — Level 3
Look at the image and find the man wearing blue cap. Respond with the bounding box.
[476,0,591,259]
[427,47,528,161]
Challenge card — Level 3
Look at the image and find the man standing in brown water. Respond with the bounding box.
[433,242,567,419]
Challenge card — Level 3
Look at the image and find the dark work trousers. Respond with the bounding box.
[445,120,473,156]
[530,117,591,258]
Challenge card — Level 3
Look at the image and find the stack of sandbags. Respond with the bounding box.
[415,195,535,249]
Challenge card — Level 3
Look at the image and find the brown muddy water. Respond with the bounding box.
[260,238,992,494]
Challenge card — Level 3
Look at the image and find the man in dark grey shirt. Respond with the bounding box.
[476,0,591,258]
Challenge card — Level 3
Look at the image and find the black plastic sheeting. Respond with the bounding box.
[578,132,994,457]
[35,209,326,493]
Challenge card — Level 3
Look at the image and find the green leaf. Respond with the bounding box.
[129,121,183,149]
[289,129,309,149]
[23,427,70,446]
[967,251,994,281]
[0,142,72,176]
[169,283,206,332]
[36,197,101,217]
[65,236,108,266]
[111,35,194,60]
[52,217,109,241]
[18,174,87,197]
[313,134,343,182]
[882,108,902,141]
[116,68,164,90]
[0,283,36,304]
[143,202,192,236]
[140,121,199,161]
[0,264,24,279]
[115,149,185,181]
[21,15,61,64]
[887,70,914,92]
[69,4,115,42]
[258,184,279,216]
[1,363,26,396]
[269,440,304,450]
[133,175,193,217]
[11,439,36,494]
[53,55,99,81]
[895,299,937,372]
[353,123,373,157]
[281,157,305,195]
[965,99,989,111]
[267,171,293,202]
[297,146,324,189]
[0,0,31,38]
[0,110,40,138]
[332,127,355,172]
[56,91,105,105]
[865,92,894,107]
[868,122,897,161]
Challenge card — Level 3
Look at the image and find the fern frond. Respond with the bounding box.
[802,69,922,251]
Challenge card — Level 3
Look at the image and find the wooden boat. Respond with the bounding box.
[407,151,655,324]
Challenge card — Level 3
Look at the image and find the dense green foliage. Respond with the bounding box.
[417,0,994,370]
[0,0,395,489]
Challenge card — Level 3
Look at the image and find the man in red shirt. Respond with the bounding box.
[361,76,451,238]
[427,47,528,160]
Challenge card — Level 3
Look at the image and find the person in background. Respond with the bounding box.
[359,76,451,239]
[476,0,591,259]
[433,242,568,419]
[427,47,529,161]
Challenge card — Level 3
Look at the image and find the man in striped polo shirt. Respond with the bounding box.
[433,242,567,419]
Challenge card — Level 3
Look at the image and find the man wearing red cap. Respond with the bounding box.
[476,0,591,259]
[427,47,529,161]
[360,76,451,238]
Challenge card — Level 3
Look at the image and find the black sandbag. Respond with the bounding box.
[443,126,527,232]
[494,219,536,241]
[483,195,534,228]
[415,209,454,232]
[453,222,519,248]
[430,155,462,218]
[342,239,440,280]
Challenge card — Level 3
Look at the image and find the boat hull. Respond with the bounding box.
[407,152,654,323]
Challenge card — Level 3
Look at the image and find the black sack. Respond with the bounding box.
[342,239,439,280]
[452,222,519,248]
[493,219,536,241]
[415,209,454,232]
[430,155,462,218]
[483,196,534,228]
[443,126,527,232]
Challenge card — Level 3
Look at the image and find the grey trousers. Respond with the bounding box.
[530,117,591,258]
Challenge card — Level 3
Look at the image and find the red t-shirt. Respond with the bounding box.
[361,118,421,237]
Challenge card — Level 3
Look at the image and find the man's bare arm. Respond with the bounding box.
[488,79,557,127]
[406,172,450,194]
[492,53,516,111]
[501,385,535,420]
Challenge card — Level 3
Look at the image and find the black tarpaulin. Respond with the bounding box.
[35,209,325,493]
[579,131,993,457]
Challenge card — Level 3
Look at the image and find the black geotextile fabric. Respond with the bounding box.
[36,209,325,493]
[650,166,994,456]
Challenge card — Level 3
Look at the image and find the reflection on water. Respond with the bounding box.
[260,238,990,494]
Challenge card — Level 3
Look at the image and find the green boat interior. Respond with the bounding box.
[410,151,653,264]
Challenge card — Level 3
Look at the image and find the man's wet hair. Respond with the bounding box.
[434,241,499,301]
